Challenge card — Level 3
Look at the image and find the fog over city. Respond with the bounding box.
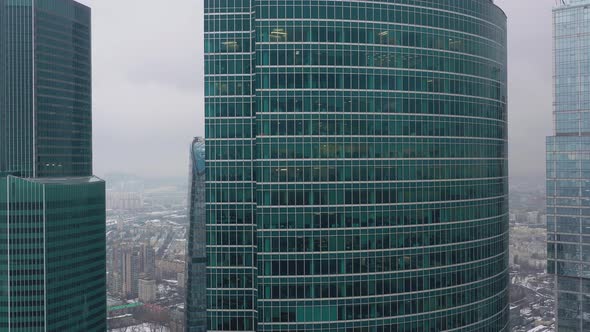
[78,0,554,181]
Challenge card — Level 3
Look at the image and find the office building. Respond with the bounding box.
[109,244,125,297]
[199,1,508,331]
[0,0,105,330]
[138,278,157,303]
[123,249,140,299]
[547,0,590,331]
[141,243,156,278]
[109,271,123,296]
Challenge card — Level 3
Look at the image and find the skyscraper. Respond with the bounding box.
[547,1,590,331]
[187,137,207,332]
[199,1,508,331]
[123,248,140,299]
[141,243,156,278]
[0,0,106,330]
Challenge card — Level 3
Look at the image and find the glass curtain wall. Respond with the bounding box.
[548,1,590,331]
[202,1,508,331]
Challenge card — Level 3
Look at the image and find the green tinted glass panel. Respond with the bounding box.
[202,1,508,331]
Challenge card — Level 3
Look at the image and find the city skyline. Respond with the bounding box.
[0,0,573,331]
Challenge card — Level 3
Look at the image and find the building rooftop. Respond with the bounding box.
[560,0,590,6]
[555,0,590,13]
[25,176,104,185]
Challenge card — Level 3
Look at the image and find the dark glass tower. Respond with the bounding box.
[0,0,106,331]
[200,1,508,331]
[547,1,590,331]
[187,137,206,332]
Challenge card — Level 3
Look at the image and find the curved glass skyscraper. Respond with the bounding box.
[200,1,508,331]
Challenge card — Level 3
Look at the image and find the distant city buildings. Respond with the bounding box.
[107,190,144,210]
[547,1,590,331]
[511,226,548,271]
[0,0,106,330]
[509,187,555,331]
[142,243,157,278]
[109,271,124,296]
[528,211,540,224]
[198,1,508,331]
[124,249,141,298]
[105,184,188,330]
[510,210,547,227]
[157,258,185,280]
[139,278,157,303]
[109,243,158,300]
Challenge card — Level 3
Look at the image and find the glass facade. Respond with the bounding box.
[547,1,590,331]
[0,0,92,178]
[0,176,106,331]
[187,137,207,332]
[34,0,93,177]
[0,0,35,177]
[205,1,258,331]
[0,0,105,330]
[203,1,508,331]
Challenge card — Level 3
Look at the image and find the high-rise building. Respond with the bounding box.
[109,244,126,297]
[199,1,508,331]
[108,271,123,296]
[0,0,106,330]
[109,243,156,299]
[141,243,156,278]
[123,248,140,299]
[547,1,590,331]
[186,137,206,332]
[138,277,157,303]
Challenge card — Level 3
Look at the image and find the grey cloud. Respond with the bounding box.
[495,0,555,180]
[82,0,553,181]
[81,0,204,177]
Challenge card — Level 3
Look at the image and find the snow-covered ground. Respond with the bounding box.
[110,323,169,332]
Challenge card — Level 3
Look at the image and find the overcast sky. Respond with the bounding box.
[80,0,554,180]
[76,0,203,179]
